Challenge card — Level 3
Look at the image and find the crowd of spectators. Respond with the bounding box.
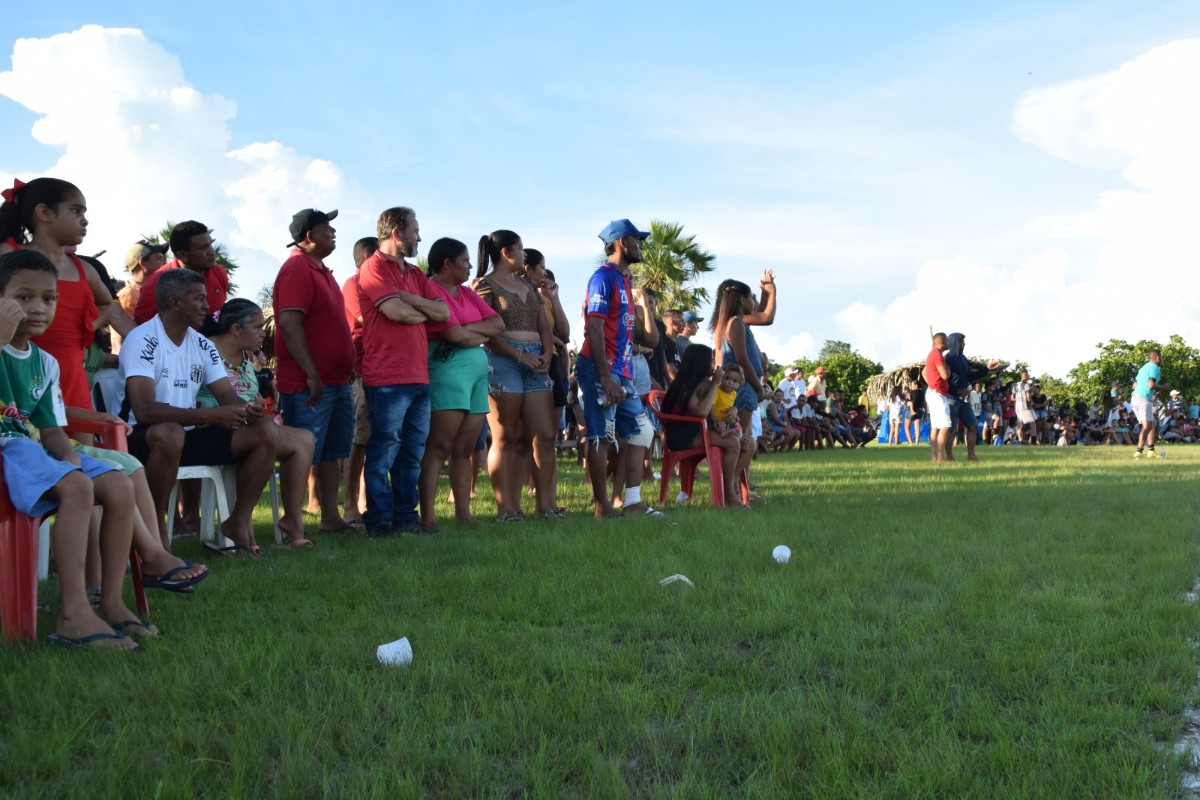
[0,175,1191,649]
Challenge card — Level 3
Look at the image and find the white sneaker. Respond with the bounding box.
[675,491,689,504]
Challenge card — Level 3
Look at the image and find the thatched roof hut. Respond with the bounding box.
[867,359,1006,405]
[867,363,923,405]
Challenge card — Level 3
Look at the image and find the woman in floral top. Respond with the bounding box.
[199,299,315,547]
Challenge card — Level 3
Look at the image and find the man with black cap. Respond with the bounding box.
[577,219,662,518]
[272,208,357,532]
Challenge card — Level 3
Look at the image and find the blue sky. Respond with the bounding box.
[4,2,1200,377]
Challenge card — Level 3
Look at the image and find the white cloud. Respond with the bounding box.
[0,25,363,294]
[833,39,1200,377]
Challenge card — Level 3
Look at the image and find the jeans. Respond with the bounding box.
[363,383,431,528]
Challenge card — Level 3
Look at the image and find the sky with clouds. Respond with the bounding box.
[3,1,1199,379]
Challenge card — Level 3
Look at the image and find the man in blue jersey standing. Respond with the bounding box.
[576,219,662,518]
[1133,348,1169,459]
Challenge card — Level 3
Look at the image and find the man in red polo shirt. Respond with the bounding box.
[340,236,379,526]
[272,208,357,533]
[133,220,229,326]
[357,206,448,536]
[924,331,953,463]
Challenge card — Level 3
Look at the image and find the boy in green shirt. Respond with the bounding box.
[0,250,143,650]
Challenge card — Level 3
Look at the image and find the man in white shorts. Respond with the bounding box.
[1132,349,1168,459]
[1012,370,1036,444]
[923,332,953,462]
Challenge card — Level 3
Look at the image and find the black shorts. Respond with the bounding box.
[128,424,237,467]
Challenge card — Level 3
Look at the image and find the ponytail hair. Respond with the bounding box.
[0,177,80,245]
[475,229,521,280]
[709,278,751,352]
[201,298,261,338]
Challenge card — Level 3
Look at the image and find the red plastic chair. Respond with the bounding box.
[0,452,40,641]
[648,390,749,509]
[64,418,149,620]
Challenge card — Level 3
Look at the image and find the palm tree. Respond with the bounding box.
[629,220,716,312]
[145,221,241,294]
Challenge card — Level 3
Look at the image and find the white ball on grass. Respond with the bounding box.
[772,545,791,564]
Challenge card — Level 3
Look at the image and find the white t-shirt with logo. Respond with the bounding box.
[1012,380,1031,411]
[118,316,227,427]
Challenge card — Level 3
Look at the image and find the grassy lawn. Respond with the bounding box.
[3,444,1199,797]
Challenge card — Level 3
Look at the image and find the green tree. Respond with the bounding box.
[146,221,242,295]
[785,341,884,397]
[818,340,852,360]
[628,220,716,313]
[1067,335,1200,403]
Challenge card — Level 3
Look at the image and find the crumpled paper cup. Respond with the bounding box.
[377,637,413,666]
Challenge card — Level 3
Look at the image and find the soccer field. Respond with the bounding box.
[3,445,1198,798]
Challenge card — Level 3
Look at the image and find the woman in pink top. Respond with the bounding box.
[419,238,506,530]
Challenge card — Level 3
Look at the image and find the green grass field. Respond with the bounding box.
[3,444,1200,798]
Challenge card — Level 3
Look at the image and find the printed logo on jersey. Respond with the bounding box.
[139,335,159,365]
[29,374,44,401]
[1,402,27,421]
[190,363,204,384]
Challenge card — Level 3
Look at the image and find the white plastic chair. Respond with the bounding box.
[166,465,281,547]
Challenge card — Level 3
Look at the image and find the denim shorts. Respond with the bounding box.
[950,398,977,429]
[1,436,117,518]
[575,354,651,444]
[281,381,354,464]
[734,382,758,413]
[630,354,651,396]
[487,340,552,395]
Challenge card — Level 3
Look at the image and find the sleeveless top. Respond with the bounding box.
[6,239,99,410]
[663,392,702,452]
[719,318,763,378]
[473,274,542,334]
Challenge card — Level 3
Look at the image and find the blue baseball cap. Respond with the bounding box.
[681,311,704,324]
[598,219,650,246]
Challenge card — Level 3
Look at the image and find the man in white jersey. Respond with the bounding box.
[119,269,278,553]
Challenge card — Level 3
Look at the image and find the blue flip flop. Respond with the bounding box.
[47,631,135,651]
[109,619,160,639]
[142,560,210,592]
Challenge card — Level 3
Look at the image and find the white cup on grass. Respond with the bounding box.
[377,637,413,666]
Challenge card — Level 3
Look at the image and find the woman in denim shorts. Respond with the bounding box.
[473,230,561,520]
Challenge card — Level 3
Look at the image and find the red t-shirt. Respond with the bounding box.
[342,273,364,378]
[924,348,949,395]
[272,249,355,393]
[425,281,497,341]
[133,260,229,325]
[357,252,441,386]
